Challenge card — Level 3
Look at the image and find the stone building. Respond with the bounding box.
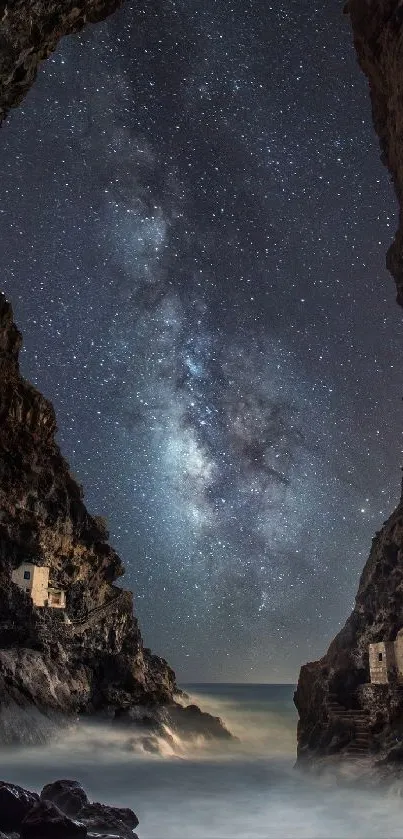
[369,630,403,684]
[11,562,66,609]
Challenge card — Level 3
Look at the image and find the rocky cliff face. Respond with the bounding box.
[295,1,403,769]
[347,0,403,305]
[295,501,403,765]
[0,293,229,746]
[0,0,123,122]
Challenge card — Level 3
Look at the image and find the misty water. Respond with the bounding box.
[3,684,403,838]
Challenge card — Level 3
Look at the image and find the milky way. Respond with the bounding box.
[0,0,402,680]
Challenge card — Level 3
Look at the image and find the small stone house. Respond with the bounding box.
[11,562,66,609]
[369,629,403,684]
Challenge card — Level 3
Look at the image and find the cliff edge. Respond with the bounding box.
[0,293,229,746]
[295,499,403,766]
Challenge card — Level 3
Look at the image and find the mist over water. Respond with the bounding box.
[3,685,403,838]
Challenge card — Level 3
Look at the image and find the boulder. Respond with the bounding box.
[41,779,88,817]
[78,801,139,837]
[40,779,138,838]
[167,702,233,740]
[20,800,87,838]
[0,781,39,832]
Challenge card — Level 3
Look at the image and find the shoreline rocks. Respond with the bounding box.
[0,779,139,839]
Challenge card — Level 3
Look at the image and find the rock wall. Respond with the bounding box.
[0,0,123,122]
[0,292,174,738]
[347,0,403,305]
[295,1,403,767]
[295,503,403,764]
[0,294,231,747]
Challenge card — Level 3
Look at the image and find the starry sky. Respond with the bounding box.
[0,0,402,682]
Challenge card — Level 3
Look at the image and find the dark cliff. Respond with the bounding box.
[347,0,403,307]
[0,0,123,122]
[295,502,403,765]
[295,1,403,769]
[0,293,229,745]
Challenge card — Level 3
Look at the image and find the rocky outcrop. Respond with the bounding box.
[295,1,403,770]
[347,0,403,306]
[0,0,124,123]
[0,293,230,746]
[295,497,403,766]
[0,778,139,838]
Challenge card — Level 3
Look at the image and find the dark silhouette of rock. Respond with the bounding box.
[20,800,87,838]
[0,782,39,832]
[40,780,139,838]
[76,802,138,838]
[0,780,140,839]
[0,1,124,123]
[40,780,89,818]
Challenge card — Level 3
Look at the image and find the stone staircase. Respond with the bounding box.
[328,693,371,757]
[69,588,124,634]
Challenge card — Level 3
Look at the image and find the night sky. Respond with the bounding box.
[0,0,402,682]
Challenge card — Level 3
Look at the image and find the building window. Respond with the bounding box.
[378,652,383,662]
[23,571,31,580]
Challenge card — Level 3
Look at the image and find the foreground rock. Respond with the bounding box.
[0,779,138,839]
[0,294,230,746]
[0,783,39,833]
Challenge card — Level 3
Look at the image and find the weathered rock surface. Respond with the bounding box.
[347,0,403,306]
[20,800,87,839]
[40,780,139,838]
[0,783,39,833]
[295,1,403,770]
[0,0,124,123]
[295,500,403,765]
[0,779,138,839]
[0,293,231,746]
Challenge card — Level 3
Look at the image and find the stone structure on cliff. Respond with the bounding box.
[0,292,230,746]
[369,630,403,684]
[295,1,403,768]
[11,562,66,609]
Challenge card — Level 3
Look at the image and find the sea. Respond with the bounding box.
[3,683,403,838]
